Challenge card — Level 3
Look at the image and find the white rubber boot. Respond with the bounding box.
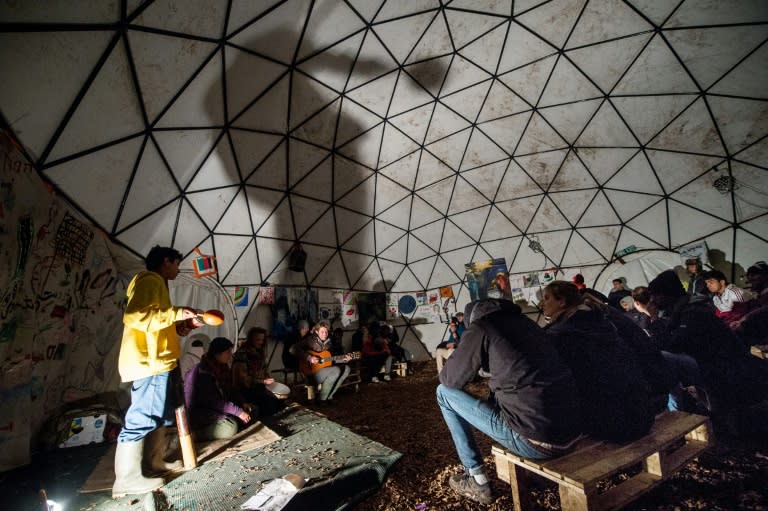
[112,440,164,498]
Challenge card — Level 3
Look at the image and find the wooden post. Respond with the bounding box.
[175,406,197,470]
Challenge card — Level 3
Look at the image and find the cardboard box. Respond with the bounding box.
[59,414,106,448]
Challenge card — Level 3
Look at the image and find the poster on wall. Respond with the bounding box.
[335,290,358,327]
[387,293,399,319]
[465,258,511,301]
[271,287,318,339]
[259,286,275,305]
[232,287,249,307]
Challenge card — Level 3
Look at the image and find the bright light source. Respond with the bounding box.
[46,499,63,511]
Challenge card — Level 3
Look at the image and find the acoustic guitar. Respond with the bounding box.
[300,350,361,376]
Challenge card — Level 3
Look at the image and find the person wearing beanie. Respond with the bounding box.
[184,337,255,441]
[644,269,767,419]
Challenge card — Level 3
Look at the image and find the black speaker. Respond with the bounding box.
[288,244,307,272]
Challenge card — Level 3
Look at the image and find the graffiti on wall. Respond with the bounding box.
[0,132,132,470]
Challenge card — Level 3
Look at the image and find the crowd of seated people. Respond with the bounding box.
[436,265,768,505]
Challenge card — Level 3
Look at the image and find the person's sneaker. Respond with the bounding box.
[383,374,391,382]
[448,473,493,505]
[371,376,380,383]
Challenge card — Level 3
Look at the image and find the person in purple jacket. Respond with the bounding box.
[184,337,255,440]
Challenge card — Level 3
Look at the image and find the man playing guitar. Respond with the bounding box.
[290,321,354,404]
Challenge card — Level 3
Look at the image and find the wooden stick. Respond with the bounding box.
[175,406,197,470]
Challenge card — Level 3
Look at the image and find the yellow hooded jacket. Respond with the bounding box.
[118,270,185,382]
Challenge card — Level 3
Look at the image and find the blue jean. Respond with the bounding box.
[661,351,703,412]
[436,384,547,473]
[314,364,350,401]
[118,371,176,442]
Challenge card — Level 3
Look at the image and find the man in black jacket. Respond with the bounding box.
[436,299,582,505]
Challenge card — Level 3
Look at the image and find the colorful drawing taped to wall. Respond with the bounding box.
[523,272,540,288]
[428,291,439,304]
[343,291,357,305]
[439,286,454,298]
[192,247,217,278]
[258,286,275,305]
[397,294,417,315]
[415,291,427,305]
[465,258,511,301]
[233,287,248,307]
[511,288,525,302]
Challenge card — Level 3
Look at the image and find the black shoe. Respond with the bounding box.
[448,473,493,505]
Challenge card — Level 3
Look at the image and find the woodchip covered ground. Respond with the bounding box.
[313,361,768,511]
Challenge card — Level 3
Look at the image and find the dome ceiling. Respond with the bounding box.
[1,0,767,291]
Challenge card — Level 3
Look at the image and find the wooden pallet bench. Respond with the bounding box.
[493,411,712,511]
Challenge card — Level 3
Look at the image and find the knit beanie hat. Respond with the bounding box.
[648,270,685,298]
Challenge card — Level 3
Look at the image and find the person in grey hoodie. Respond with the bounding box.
[436,299,583,505]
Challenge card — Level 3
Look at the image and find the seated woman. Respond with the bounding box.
[381,323,414,375]
[362,328,394,382]
[541,281,655,443]
[232,327,282,416]
[291,321,353,402]
[184,337,254,440]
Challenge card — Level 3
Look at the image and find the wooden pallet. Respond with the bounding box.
[493,411,712,511]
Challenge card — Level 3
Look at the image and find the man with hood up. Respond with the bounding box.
[436,299,583,505]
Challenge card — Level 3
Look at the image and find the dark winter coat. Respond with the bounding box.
[545,306,655,443]
[649,297,768,409]
[440,299,582,445]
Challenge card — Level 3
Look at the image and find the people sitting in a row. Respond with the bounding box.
[436,268,768,506]
[643,270,768,415]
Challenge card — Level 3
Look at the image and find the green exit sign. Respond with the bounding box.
[615,245,637,258]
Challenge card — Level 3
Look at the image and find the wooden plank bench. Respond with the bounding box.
[493,411,712,511]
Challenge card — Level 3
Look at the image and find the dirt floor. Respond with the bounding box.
[313,361,768,511]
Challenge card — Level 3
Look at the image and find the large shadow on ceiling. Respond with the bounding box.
[204,9,447,293]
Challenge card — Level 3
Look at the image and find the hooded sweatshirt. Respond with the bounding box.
[440,299,582,445]
[118,270,186,382]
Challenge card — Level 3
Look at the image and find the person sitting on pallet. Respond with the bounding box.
[644,270,768,420]
[291,321,354,404]
[542,281,656,442]
[184,337,255,440]
[232,327,283,416]
[437,299,583,506]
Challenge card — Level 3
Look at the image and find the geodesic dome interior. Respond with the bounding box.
[1,0,767,292]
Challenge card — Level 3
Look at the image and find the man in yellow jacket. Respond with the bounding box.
[113,246,201,497]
